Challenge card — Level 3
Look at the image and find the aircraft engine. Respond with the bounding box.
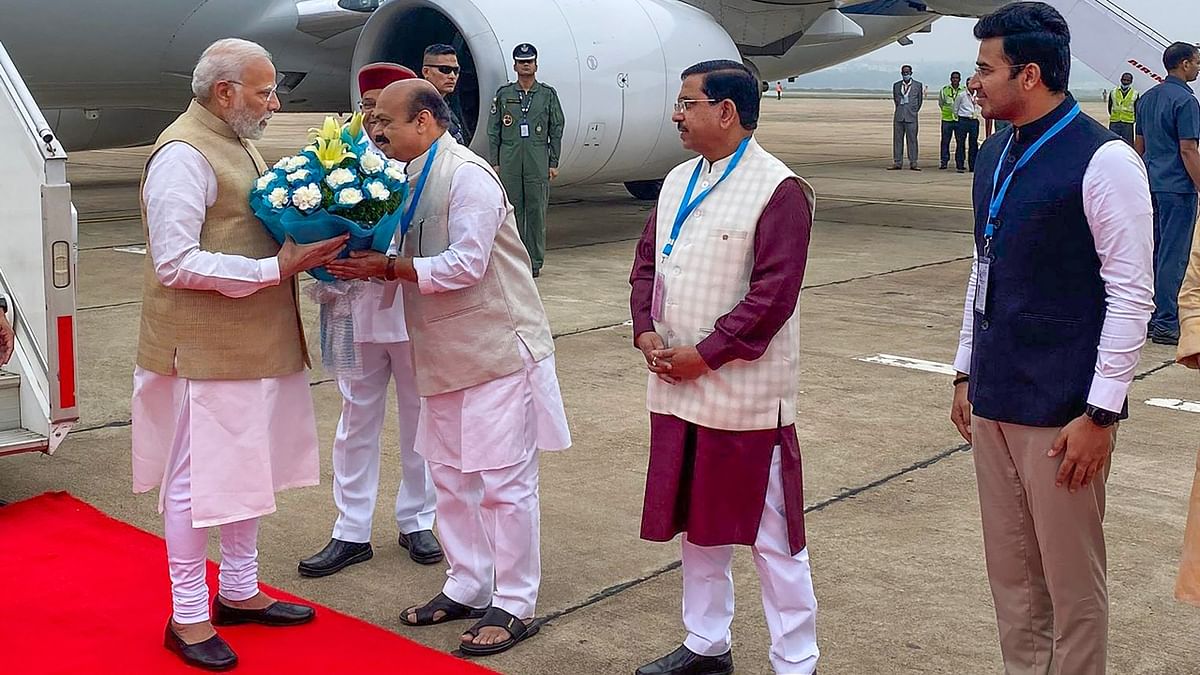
[352,0,741,188]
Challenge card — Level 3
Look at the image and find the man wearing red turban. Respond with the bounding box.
[298,60,445,578]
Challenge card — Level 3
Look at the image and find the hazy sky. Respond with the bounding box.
[849,0,1194,77]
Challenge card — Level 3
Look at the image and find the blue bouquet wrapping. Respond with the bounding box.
[248,113,409,281]
[248,114,410,374]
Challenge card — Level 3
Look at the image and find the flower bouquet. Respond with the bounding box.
[248,113,409,376]
[249,113,408,281]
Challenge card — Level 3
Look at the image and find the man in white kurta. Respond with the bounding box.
[131,38,346,671]
[327,79,570,657]
[298,62,443,578]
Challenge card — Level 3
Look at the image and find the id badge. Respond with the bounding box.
[651,270,666,322]
[520,122,530,138]
[901,95,909,105]
[974,256,991,315]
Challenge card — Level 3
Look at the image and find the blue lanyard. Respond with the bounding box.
[662,137,751,257]
[400,139,439,237]
[985,104,1080,240]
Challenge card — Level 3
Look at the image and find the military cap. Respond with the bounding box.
[513,43,538,61]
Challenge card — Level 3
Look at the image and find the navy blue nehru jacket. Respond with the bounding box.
[968,96,1125,428]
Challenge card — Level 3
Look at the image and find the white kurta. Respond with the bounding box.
[410,163,571,473]
[131,141,320,528]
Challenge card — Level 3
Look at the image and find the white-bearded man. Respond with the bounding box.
[132,38,346,671]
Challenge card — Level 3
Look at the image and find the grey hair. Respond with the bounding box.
[191,38,272,102]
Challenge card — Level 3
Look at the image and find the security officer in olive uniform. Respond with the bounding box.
[488,43,565,277]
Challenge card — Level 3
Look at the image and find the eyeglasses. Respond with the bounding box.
[424,64,460,75]
[974,63,1031,78]
[673,99,718,113]
[226,80,280,103]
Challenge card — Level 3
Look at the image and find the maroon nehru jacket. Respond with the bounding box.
[629,179,813,555]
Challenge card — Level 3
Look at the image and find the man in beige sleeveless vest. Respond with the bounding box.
[629,61,819,675]
[130,38,346,671]
[327,80,570,657]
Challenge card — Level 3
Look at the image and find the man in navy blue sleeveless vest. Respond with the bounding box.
[948,4,1154,673]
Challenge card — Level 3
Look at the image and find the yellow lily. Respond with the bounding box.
[344,112,364,141]
[312,137,355,169]
[307,116,343,143]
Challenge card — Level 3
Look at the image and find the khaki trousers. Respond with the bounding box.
[1177,447,1200,606]
[971,416,1108,675]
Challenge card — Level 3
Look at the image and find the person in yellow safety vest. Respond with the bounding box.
[939,71,964,170]
[1109,72,1138,146]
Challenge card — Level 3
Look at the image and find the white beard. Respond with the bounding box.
[228,104,271,140]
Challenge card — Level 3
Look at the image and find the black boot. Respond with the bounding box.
[635,645,733,675]
[398,529,444,565]
[298,539,373,577]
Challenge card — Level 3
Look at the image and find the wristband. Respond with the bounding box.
[953,375,969,387]
[385,255,398,281]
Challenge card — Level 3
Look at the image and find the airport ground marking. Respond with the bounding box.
[855,353,957,376]
[1145,398,1200,414]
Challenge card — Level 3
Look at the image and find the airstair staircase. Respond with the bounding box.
[0,38,79,457]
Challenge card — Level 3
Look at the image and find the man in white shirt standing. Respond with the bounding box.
[133,38,347,671]
[953,77,982,173]
[298,61,444,579]
[949,5,1153,673]
[327,79,571,657]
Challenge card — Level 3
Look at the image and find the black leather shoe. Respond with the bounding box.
[1151,331,1180,346]
[635,645,733,675]
[212,598,315,627]
[298,539,373,578]
[164,621,237,671]
[399,529,444,565]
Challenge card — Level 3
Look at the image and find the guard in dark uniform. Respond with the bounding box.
[487,43,565,277]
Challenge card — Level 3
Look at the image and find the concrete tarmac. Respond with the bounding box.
[3,98,1199,674]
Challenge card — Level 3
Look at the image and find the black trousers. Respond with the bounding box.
[954,117,980,171]
[940,120,958,167]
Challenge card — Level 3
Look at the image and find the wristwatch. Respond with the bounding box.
[1084,404,1119,428]
[385,254,398,281]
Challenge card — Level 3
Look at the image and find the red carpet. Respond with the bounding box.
[0,492,496,675]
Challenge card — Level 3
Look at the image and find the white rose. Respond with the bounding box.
[336,187,364,207]
[384,166,406,182]
[286,168,311,183]
[255,173,278,191]
[286,155,310,171]
[360,151,385,174]
[273,156,291,170]
[365,181,390,201]
[326,167,356,189]
[386,159,404,172]
[292,183,323,211]
[266,186,289,209]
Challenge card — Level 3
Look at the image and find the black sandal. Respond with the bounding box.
[399,592,488,627]
[458,607,541,656]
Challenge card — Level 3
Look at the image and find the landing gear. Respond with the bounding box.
[624,179,663,201]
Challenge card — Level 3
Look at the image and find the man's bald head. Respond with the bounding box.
[378,79,452,128]
[371,79,454,161]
